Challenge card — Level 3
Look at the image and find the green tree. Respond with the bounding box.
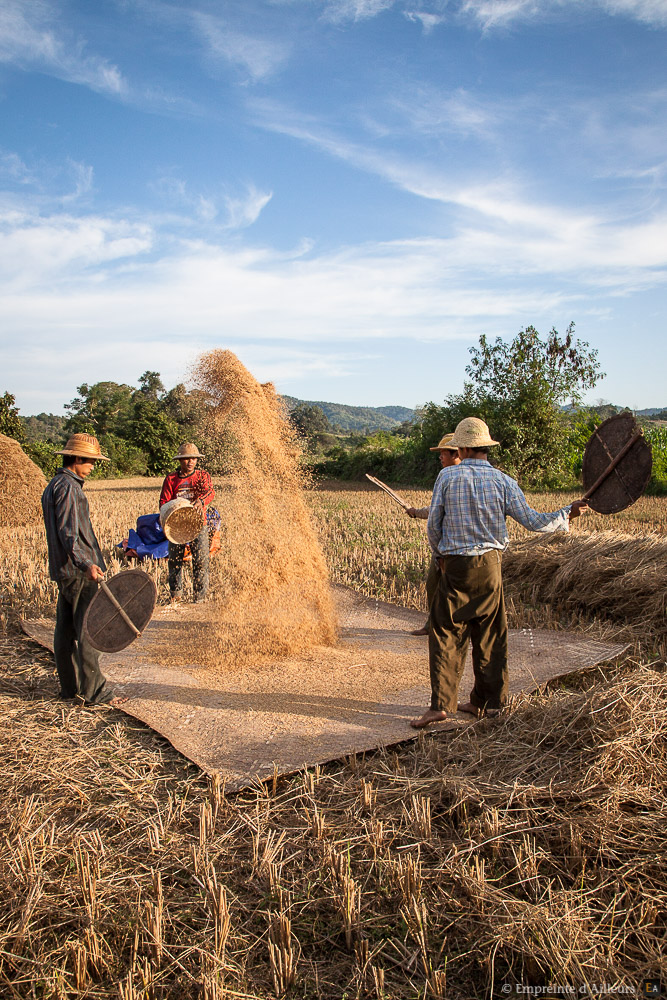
[64,381,134,438]
[443,324,604,486]
[162,383,207,438]
[137,371,165,401]
[129,396,180,476]
[290,404,330,439]
[0,391,25,443]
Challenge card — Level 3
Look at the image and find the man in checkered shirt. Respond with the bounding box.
[411,417,589,729]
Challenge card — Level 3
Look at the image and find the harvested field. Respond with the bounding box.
[1,639,665,997]
[2,478,667,996]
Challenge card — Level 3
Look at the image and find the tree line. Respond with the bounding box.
[1,372,211,478]
[1,324,665,491]
[312,325,667,493]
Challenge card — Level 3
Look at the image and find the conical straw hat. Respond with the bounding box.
[55,433,109,461]
[447,418,499,449]
[174,442,205,460]
[429,433,458,452]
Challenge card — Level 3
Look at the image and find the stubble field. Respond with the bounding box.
[0,478,666,998]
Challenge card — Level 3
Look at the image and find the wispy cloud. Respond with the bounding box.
[318,0,667,28]
[193,12,291,81]
[404,10,444,32]
[322,0,397,23]
[0,150,94,205]
[458,0,667,29]
[0,210,152,290]
[0,0,129,97]
[150,176,273,229]
[224,185,273,229]
[2,191,666,412]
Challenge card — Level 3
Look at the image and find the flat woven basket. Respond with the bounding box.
[160,499,204,544]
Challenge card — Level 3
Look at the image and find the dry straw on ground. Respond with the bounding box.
[176,350,337,669]
[0,634,665,998]
[502,531,667,656]
[2,475,667,994]
[0,434,47,529]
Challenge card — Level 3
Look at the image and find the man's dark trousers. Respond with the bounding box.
[54,574,108,703]
[428,550,508,712]
[168,527,210,601]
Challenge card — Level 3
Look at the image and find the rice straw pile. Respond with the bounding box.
[502,531,667,655]
[0,434,47,529]
[183,350,337,667]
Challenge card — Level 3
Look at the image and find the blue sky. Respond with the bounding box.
[1,0,666,415]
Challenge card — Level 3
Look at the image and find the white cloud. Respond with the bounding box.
[60,161,94,203]
[249,97,667,265]
[150,176,273,229]
[404,10,444,32]
[194,13,291,81]
[0,211,152,290]
[2,196,666,412]
[224,186,273,229]
[322,0,397,22]
[458,0,667,28]
[0,0,129,97]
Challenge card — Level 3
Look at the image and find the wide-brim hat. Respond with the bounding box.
[447,417,500,449]
[174,442,205,460]
[56,433,109,461]
[429,433,458,452]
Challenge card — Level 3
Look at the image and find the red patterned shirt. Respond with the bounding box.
[159,469,215,509]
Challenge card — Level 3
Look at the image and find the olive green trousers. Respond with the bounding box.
[428,550,508,713]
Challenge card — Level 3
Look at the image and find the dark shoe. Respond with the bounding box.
[410,625,429,636]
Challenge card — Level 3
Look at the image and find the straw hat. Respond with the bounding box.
[429,433,458,452]
[56,433,109,461]
[447,417,499,449]
[174,442,205,460]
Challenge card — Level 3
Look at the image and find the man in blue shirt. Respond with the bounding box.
[411,417,588,729]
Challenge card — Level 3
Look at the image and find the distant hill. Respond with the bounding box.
[562,404,667,421]
[281,396,416,432]
[20,412,67,442]
[637,407,667,417]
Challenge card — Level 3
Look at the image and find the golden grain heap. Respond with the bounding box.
[0,434,47,529]
[186,350,337,667]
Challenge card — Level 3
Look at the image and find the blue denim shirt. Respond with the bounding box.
[41,468,106,581]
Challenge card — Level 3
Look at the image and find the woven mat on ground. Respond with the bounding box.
[21,586,629,787]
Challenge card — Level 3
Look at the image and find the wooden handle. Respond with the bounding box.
[99,579,142,638]
[582,430,644,502]
[365,474,410,510]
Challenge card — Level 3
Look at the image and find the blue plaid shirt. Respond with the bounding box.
[427,459,571,557]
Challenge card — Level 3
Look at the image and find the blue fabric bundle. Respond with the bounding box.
[124,514,169,560]
[119,507,221,561]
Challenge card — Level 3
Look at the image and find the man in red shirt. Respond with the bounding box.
[159,442,215,603]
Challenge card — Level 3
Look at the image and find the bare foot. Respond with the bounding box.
[409,626,429,636]
[410,709,450,729]
[457,702,501,718]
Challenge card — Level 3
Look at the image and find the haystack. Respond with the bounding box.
[0,434,47,529]
[503,531,667,653]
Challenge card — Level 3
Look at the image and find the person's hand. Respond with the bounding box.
[569,500,589,520]
[86,564,105,582]
[406,507,418,518]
